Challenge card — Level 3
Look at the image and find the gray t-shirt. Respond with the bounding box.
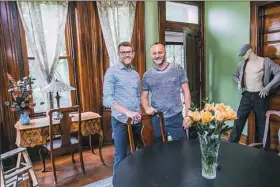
[142,63,188,118]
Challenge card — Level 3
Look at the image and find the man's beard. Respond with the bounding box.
[121,58,132,65]
[153,57,165,65]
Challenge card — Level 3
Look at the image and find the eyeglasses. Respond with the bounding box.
[119,51,133,56]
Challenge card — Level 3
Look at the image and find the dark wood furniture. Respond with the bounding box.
[39,105,85,184]
[101,107,113,143]
[114,139,280,187]
[127,112,167,153]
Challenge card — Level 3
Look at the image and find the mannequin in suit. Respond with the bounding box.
[229,44,280,144]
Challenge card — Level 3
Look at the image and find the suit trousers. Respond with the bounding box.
[228,91,268,144]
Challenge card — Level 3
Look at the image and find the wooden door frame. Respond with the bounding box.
[249,1,280,144]
[250,1,280,56]
[158,1,205,108]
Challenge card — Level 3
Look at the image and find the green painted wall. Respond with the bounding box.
[145,1,159,70]
[205,2,250,131]
[144,2,251,133]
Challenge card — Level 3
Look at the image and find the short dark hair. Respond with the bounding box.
[118,42,134,52]
[150,42,163,49]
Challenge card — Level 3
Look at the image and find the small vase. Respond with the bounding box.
[198,133,221,179]
[19,111,30,125]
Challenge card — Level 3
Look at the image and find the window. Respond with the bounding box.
[21,3,75,113]
[97,2,136,66]
[166,2,199,24]
[108,6,132,45]
[28,58,72,113]
[165,31,185,69]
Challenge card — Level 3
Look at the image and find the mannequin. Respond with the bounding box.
[229,44,280,145]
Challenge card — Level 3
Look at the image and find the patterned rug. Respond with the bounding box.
[84,176,113,187]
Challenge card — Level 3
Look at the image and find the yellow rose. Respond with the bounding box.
[225,105,233,112]
[215,103,227,112]
[201,111,214,124]
[192,111,201,122]
[215,111,225,122]
[224,110,237,121]
[204,103,215,111]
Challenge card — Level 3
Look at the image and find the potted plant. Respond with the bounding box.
[187,98,237,179]
[5,73,36,125]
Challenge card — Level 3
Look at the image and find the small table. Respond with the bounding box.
[15,112,103,148]
[114,139,280,187]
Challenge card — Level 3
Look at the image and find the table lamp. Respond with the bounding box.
[41,79,76,119]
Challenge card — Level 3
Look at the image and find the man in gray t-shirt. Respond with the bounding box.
[141,42,192,141]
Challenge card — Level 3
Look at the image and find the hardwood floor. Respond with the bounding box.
[21,145,114,187]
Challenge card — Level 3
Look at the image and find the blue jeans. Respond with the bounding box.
[111,117,142,172]
[151,112,186,142]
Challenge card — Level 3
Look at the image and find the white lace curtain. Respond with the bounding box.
[97,1,136,66]
[17,1,68,109]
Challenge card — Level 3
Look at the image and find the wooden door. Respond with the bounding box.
[263,4,280,68]
[183,27,202,108]
[262,3,280,150]
[250,2,280,148]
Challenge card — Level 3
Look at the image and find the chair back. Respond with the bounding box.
[127,111,166,153]
[48,105,81,150]
[278,129,280,153]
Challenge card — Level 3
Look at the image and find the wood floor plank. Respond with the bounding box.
[18,145,114,187]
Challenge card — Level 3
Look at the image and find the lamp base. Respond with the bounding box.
[52,111,63,120]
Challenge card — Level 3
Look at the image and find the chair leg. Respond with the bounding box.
[99,135,105,165]
[71,152,75,163]
[89,135,95,154]
[39,148,46,172]
[50,154,57,184]
[79,145,86,174]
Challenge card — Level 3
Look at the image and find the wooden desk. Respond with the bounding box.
[15,112,103,148]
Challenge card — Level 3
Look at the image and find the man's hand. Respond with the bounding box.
[125,110,141,122]
[145,107,157,115]
[182,116,190,129]
[259,86,270,98]
[237,81,241,91]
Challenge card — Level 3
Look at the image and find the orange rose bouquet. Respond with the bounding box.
[187,98,237,180]
[187,98,237,137]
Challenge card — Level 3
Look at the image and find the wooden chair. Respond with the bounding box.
[249,110,280,153]
[1,147,39,187]
[278,129,280,156]
[127,112,167,153]
[39,105,85,184]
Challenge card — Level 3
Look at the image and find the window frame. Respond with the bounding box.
[165,1,200,25]
[158,1,203,45]
[21,14,77,116]
[165,41,183,45]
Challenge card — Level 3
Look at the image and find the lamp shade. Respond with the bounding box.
[41,79,76,93]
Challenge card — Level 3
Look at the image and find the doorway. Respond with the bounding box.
[158,1,205,110]
[250,2,280,146]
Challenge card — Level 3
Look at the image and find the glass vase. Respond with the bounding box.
[19,111,30,125]
[198,133,221,179]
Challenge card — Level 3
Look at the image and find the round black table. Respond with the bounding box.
[114,139,280,187]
